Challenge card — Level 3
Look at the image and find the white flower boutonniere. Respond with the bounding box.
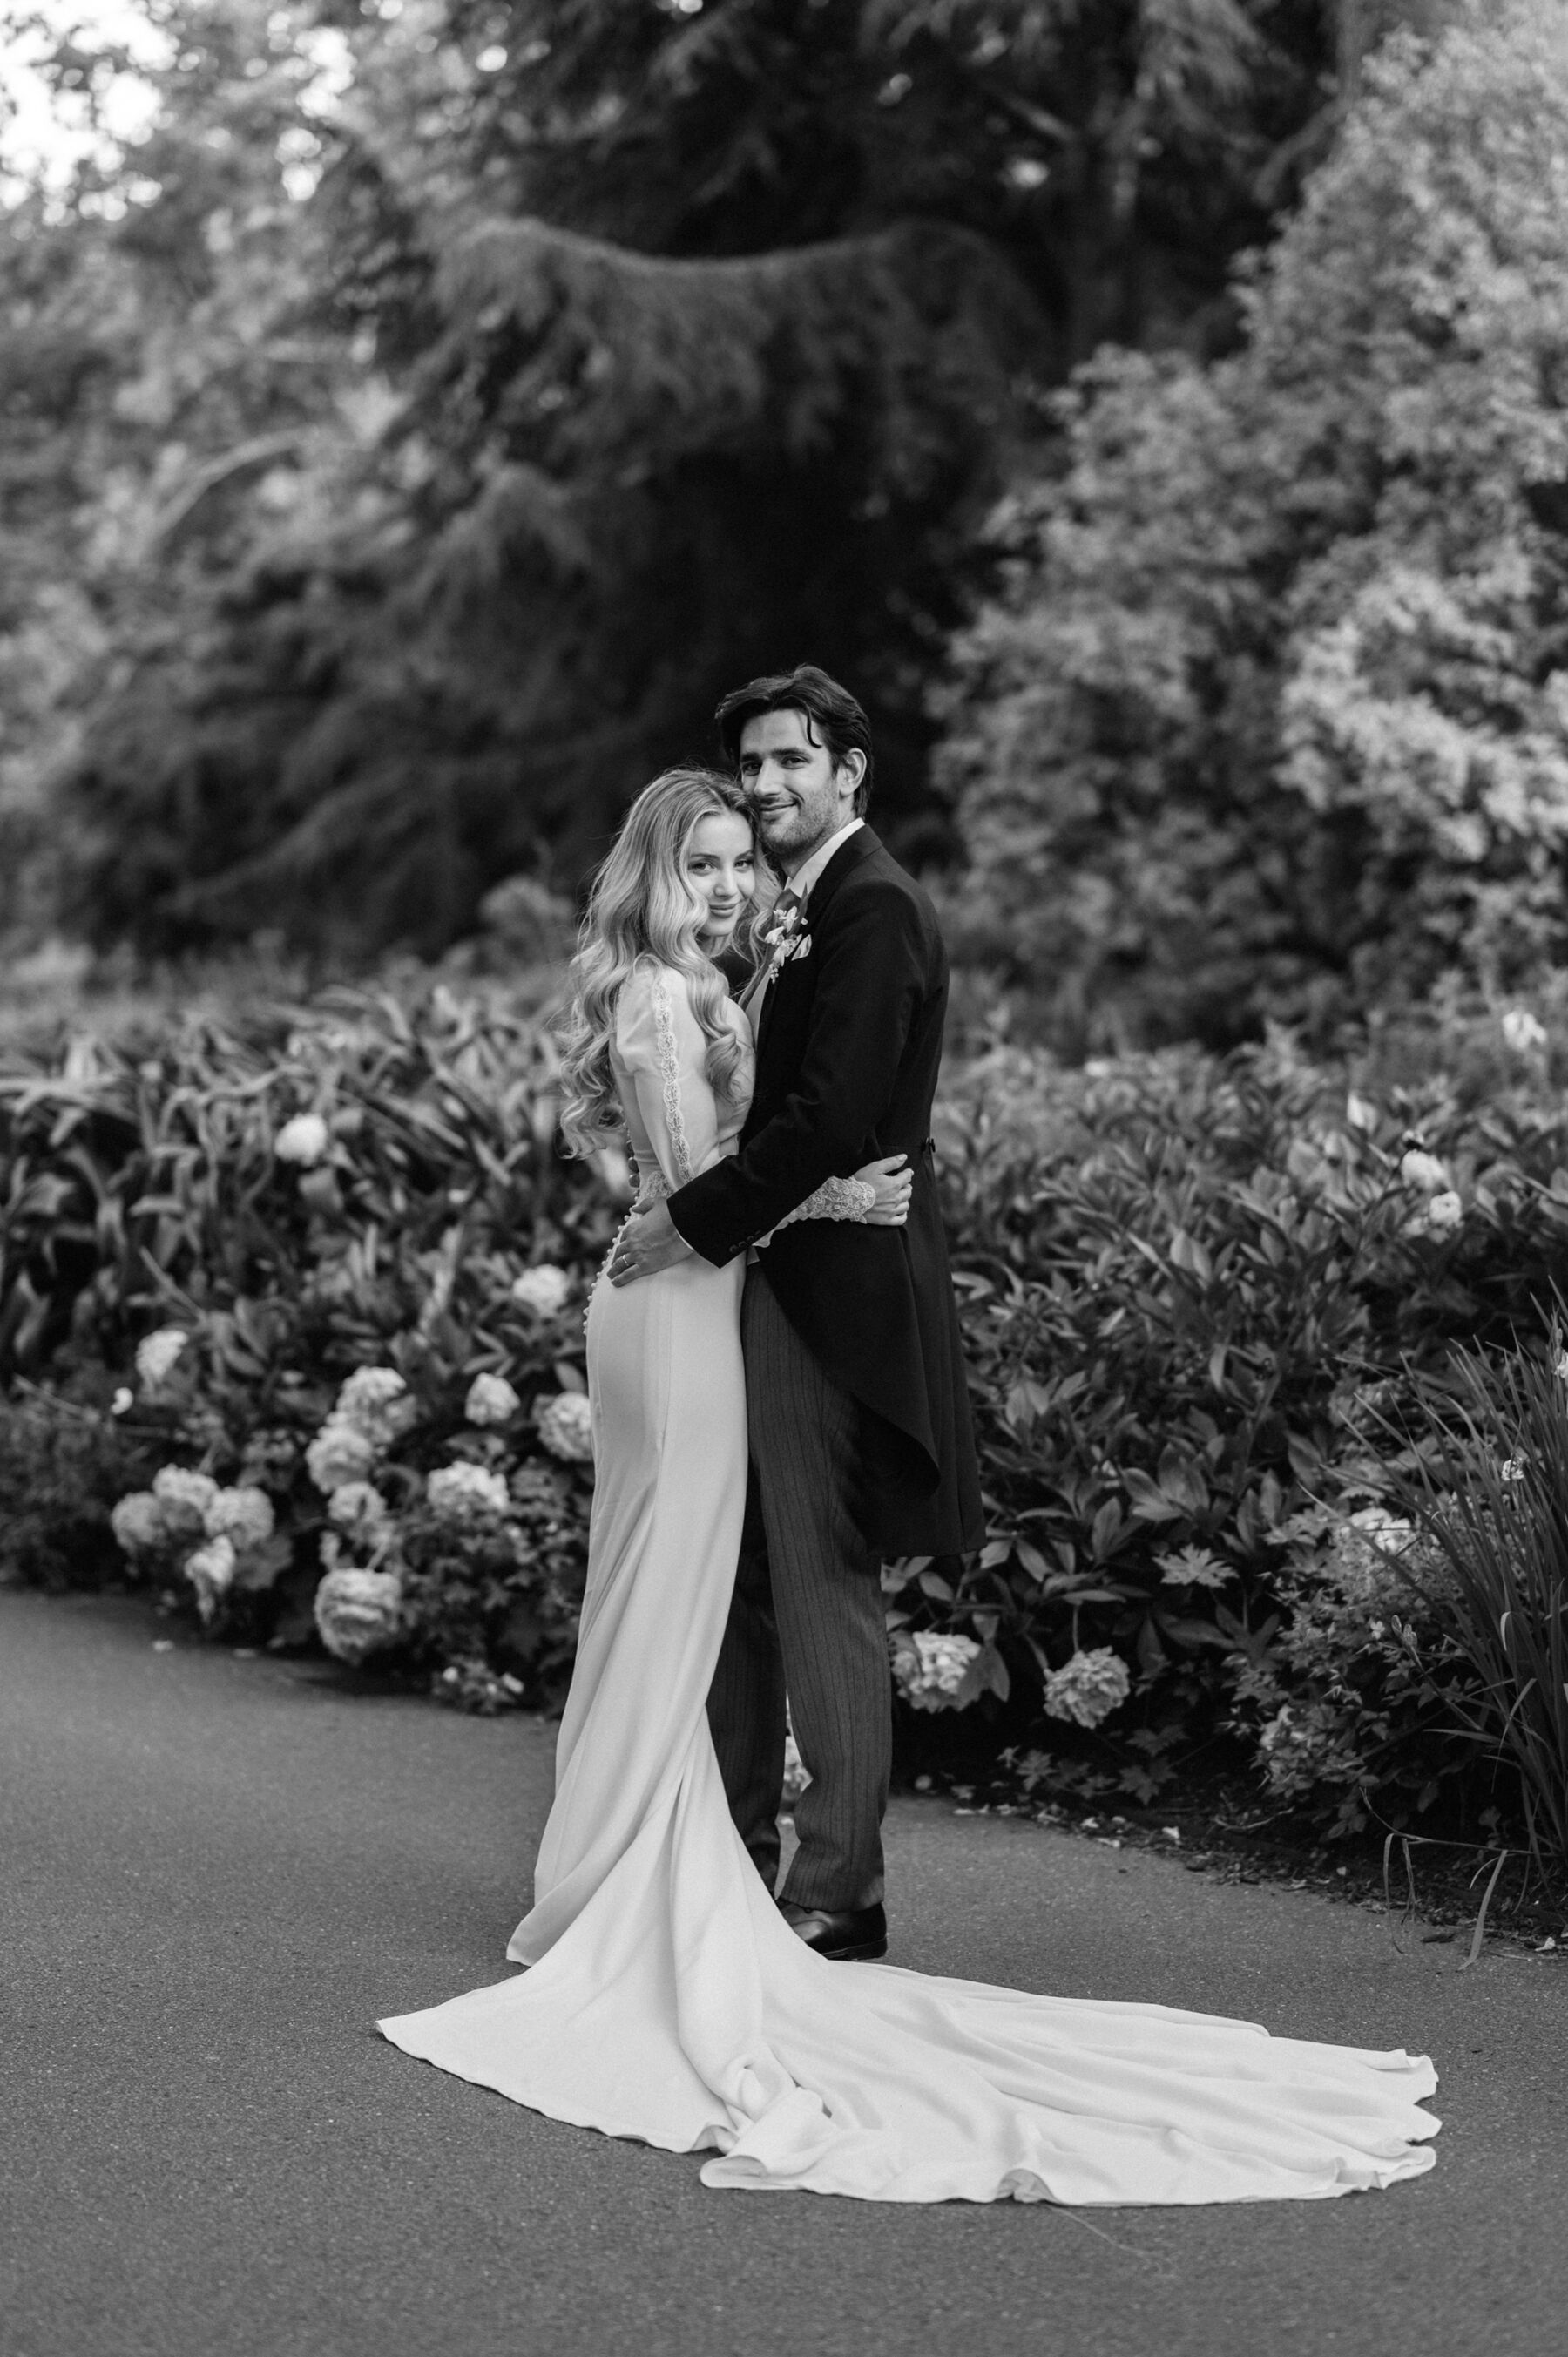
[755,895,810,993]
[758,899,806,958]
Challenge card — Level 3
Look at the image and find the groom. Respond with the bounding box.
[608,665,983,1960]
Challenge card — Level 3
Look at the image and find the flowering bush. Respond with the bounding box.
[4,969,1568,1849]
[0,983,608,1694]
[902,1006,1568,1838]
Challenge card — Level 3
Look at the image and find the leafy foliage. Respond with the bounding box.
[9,968,1568,1848]
[0,978,613,1689]
[940,0,1568,1047]
[1393,1338,1568,1866]
[2,0,1353,953]
[923,1006,1568,1834]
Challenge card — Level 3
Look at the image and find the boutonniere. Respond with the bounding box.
[758,899,806,959]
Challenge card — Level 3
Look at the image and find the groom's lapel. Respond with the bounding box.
[804,824,880,926]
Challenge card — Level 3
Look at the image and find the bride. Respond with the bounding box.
[379,765,1439,2205]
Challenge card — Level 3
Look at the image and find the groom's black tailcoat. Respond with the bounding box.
[669,826,983,1557]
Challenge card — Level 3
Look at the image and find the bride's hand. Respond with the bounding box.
[855,1154,912,1226]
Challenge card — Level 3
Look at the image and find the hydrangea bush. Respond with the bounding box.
[0,983,613,1703]
[4,975,1567,1839]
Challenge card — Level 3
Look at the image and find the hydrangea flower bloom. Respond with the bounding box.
[537,1392,595,1465]
[895,1630,981,1712]
[306,1419,378,1494]
[1042,1646,1132,1729]
[314,1566,403,1663]
[465,1372,522,1427]
[328,1481,389,1531]
[152,1467,220,1535]
[334,1367,416,1446]
[204,1487,275,1549]
[510,1266,571,1318]
[111,1492,165,1555]
[426,1462,511,1521]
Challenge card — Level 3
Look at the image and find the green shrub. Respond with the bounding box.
[939,2,1568,1048]
[7,973,1568,1848]
[917,1013,1568,1838]
[0,981,615,1698]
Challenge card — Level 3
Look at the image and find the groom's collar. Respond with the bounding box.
[782,816,864,909]
[790,819,880,921]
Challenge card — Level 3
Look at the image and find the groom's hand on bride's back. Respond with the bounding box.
[607,1198,696,1287]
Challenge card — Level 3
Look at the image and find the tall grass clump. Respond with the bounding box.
[1398,1338,1568,1865]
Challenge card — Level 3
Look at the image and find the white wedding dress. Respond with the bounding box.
[379,963,1439,2204]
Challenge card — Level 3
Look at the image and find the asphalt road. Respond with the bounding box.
[3,1586,1565,2357]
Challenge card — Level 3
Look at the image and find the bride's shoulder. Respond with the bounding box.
[613,958,693,1046]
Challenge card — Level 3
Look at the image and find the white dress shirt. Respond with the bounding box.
[782,815,864,907]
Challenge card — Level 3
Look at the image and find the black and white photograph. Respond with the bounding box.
[1,4,1563,2354]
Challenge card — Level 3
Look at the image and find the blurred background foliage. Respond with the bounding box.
[1,0,1481,984]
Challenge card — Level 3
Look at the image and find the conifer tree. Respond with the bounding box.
[4,2,1355,952]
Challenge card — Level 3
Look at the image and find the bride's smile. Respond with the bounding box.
[685,811,756,952]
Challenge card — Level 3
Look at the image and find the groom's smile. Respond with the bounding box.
[738,708,862,877]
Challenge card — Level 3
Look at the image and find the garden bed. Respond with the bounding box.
[4,978,1568,1879]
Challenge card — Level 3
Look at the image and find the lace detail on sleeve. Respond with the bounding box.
[649,973,694,1186]
[775,1175,876,1228]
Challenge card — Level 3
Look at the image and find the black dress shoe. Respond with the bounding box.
[778,1900,888,1961]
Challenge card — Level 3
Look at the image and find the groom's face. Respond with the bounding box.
[738,708,862,877]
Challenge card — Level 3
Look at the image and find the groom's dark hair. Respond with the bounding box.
[715,665,875,816]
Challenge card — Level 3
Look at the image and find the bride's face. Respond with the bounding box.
[685,810,756,952]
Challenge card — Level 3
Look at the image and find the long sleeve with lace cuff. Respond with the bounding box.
[774,1175,876,1227]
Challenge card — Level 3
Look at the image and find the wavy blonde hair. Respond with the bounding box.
[558,767,765,1156]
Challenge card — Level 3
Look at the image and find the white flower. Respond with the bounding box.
[1345,1093,1376,1131]
[1501,1457,1527,1484]
[1502,1008,1547,1054]
[895,1630,982,1712]
[333,1366,416,1446]
[328,1481,389,1531]
[203,1486,275,1550]
[135,1328,188,1389]
[510,1265,571,1318]
[426,1462,511,1522]
[306,1418,377,1493]
[152,1467,220,1535]
[111,1386,133,1416]
[1554,1349,1568,1383]
[1347,1507,1416,1557]
[1424,1190,1463,1233]
[314,1566,403,1663]
[1042,1646,1132,1730]
[112,1491,165,1555]
[1399,1148,1450,1194]
[275,1112,330,1166]
[465,1372,522,1427]
[537,1391,595,1466]
[186,1534,237,1622]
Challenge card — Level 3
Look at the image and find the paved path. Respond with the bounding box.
[3,1588,1565,2357]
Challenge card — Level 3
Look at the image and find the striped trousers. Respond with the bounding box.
[706,1263,891,1912]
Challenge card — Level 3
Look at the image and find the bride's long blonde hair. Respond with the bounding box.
[558,767,765,1156]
